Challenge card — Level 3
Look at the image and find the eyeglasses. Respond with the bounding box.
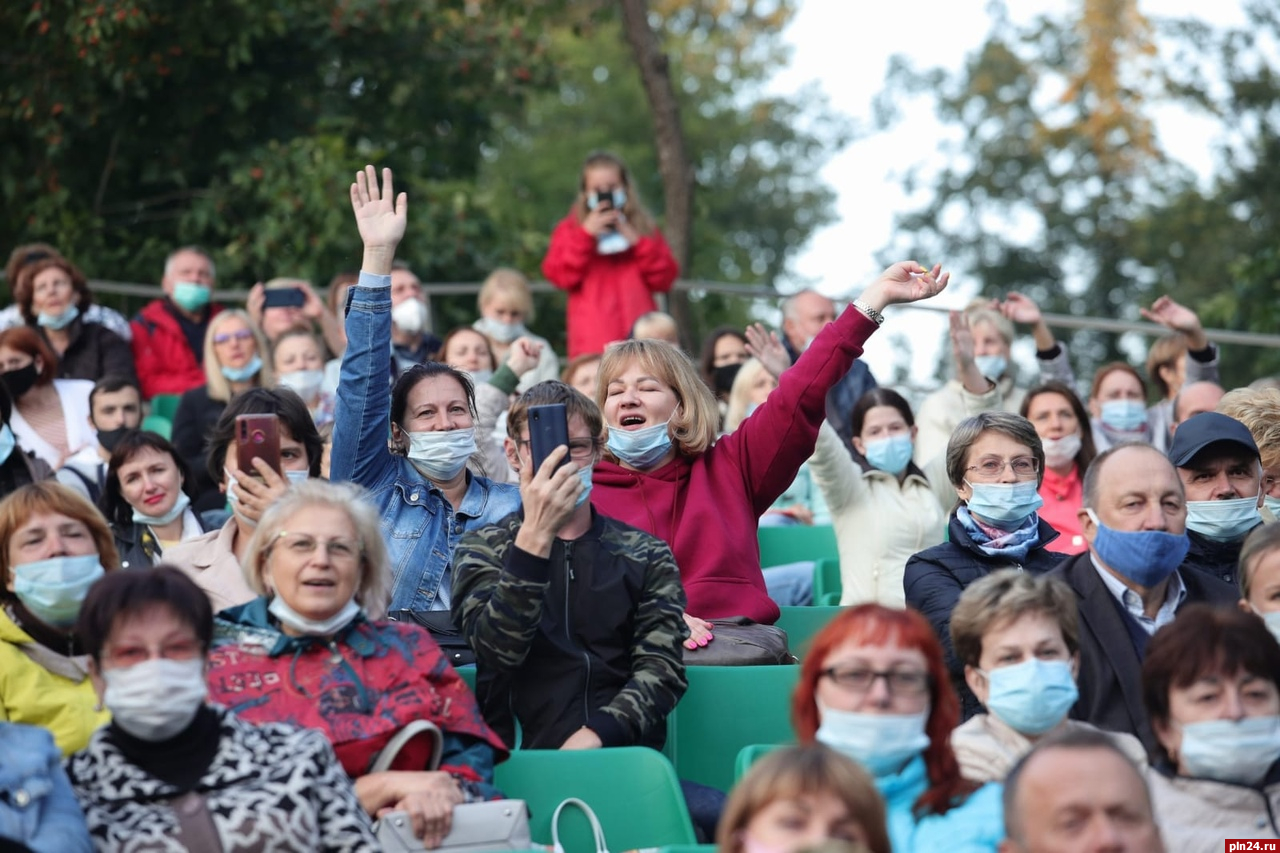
[269,531,362,563]
[966,456,1040,479]
[517,437,601,460]
[104,638,202,669]
[213,330,255,345]
[820,667,931,696]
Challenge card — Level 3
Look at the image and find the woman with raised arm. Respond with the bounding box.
[329,166,520,615]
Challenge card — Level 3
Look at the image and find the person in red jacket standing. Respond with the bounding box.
[129,246,223,400]
[541,152,679,359]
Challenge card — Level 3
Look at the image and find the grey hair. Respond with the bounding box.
[241,478,391,620]
[963,299,1014,345]
[945,411,1045,488]
[163,245,216,281]
[781,289,831,322]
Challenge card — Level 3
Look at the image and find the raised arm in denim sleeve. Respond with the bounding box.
[330,271,397,487]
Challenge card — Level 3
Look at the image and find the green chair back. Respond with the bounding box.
[666,664,799,793]
[141,414,172,440]
[757,524,838,569]
[812,557,842,606]
[775,606,844,660]
[149,394,181,422]
[455,666,476,693]
[494,748,696,853]
[734,743,785,783]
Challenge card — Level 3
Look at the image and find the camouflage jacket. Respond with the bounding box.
[451,509,688,750]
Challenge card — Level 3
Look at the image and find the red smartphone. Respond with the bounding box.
[235,414,281,479]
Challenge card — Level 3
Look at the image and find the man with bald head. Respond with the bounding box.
[781,289,877,451]
[1170,381,1224,432]
[1050,442,1235,752]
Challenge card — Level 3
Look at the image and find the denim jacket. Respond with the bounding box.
[0,722,92,853]
[330,272,521,612]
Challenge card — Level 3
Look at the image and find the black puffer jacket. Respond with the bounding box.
[1180,527,1255,587]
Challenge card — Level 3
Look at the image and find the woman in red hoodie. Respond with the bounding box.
[541,152,679,359]
[590,262,950,649]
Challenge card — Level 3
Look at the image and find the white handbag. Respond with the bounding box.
[376,799,532,852]
[551,797,610,853]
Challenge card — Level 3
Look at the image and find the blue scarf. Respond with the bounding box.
[956,506,1040,562]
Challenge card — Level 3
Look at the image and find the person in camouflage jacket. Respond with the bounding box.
[451,380,688,751]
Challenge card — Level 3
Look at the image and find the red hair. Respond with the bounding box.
[791,604,978,817]
[0,326,58,387]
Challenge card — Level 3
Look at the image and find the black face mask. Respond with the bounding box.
[712,363,743,396]
[1,363,39,399]
[96,426,132,454]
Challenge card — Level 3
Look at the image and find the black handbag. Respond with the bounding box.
[387,610,476,666]
[683,616,797,666]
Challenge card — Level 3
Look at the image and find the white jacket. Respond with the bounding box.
[1148,767,1280,853]
[953,712,1147,783]
[10,379,95,470]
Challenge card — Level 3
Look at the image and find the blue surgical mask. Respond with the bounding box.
[37,304,80,330]
[269,595,360,637]
[0,424,14,465]
[974,354,1007,380]
[864,434,913,476]
[1085,508,1190,588]
[1265,495,1280,519]
[1185,496,1262,542]
[575,465,594,508]
[13,554,105,628]
[1259,610,1280,646]
[964,480,1044,527]
[468,369,494,387]
[132,491,191,527]
[1100,399,1147,432]
[285,469,309,486]
[1178,715,1280,786]
[981,659,1078,735]
[815,703,930,777]
[405,428,476,481]
[475,316,526,344]
[221,354,262,383]
[606,420,673,469]
[171,281,211,313]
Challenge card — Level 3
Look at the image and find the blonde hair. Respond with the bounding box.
[963,299,1014,346]
[203,309,273,403]
[0,482,119,587]
[242,479,391,619]
[477,268,535,322]
[950,569,1079,668]
[597,340,719,457]
[1218,387,1280,473]
[724,358,769,432]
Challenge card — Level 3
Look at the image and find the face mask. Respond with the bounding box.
[1265,495,1280,518]
[96,425,130,454]
[974,354,1008,380]
[37,304,79,330]
[815,703,930,777]
[606,420,674,469]
[285,469,309,486]
[712,363,742,397]
[596,231,630,256]
[864,434,913,476]
[1185,497,1262,542]
[171,281,211,313]
[1259,610,1280,646]
[1,363,39,399]
[964,480,1044,527]
[467,369,494,387]
[475,316,526,344]
[1085,508,1190,588]
[981,659,1078,735]
[0,424,14,465]
[132,491,191,527]
[1041,433,1082,469]
[13,554,105,628]
[103,658,207,742]
[225,472,256,529]
[269,594,361,637]
[277,368,324,401]
[575,465,594,508]
[405,428,476,481]
[220,354,262,383]
[391,298,428,335]
[1100,399,1147,432]
[1178,715,1280,786]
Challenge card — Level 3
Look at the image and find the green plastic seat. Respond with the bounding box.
[149,394,181,422]
[494,747,696,853]
[775,606,844,661]
[812,557,843,606]
[455,666,476,693]
[734,743,785,783]
[757,524,838,570]
[666,665,799,793]
[141,414,172,440]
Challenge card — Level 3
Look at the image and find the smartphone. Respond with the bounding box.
[528,404,570,472]
[235,414,281,479]
[262,287,306,309]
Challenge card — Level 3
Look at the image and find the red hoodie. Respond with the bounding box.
[541,215,679,358]
[591,307,879,624]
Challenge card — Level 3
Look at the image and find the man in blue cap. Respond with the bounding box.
[1168,411,1265,586]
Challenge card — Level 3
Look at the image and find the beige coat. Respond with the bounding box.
[1148,769,1280,852]
[914,376,1025,466]
[807,423,948,607]
[165,521,256,613]
[953,713,1148,783]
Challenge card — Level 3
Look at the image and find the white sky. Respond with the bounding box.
[767,0,1250,385]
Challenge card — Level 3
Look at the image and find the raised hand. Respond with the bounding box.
[505,337,543,377]
[860,261,950,312]
[744,322,790,378]
[350,165,407,275]
[949,310,976,367]
[1000,292,1042,325]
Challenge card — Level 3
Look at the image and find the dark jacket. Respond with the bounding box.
[38,319,136,386]
[171,384,227,513]
[0,448,53,499]
[1052,551,1238,755]
[904,513,1064,720]
[112,513,214,571]
[451,509,689,751]
[1181,527,1256,588]
[783,337,878,454]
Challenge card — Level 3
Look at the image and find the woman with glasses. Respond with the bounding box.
[792,605,1004,852]
[207,478,506,848]
[904,412,1065,721]
[172,310,273,515]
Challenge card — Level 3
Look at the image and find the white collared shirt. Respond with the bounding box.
[1090,554,1188,635]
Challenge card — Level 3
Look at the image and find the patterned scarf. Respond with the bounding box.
[956,506,1041,562]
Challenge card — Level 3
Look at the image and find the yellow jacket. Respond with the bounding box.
[0,607,108,755]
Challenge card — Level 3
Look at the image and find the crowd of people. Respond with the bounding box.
[0,157,1277,853]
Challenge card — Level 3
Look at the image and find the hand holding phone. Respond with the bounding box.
[528,404,571,472]
[235,414,282,479]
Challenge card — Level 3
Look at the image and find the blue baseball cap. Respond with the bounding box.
[1167,412,1259,467]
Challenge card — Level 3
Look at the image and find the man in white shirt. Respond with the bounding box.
[55,376,142,503]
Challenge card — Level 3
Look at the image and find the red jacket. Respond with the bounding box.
[590,307,879,624]
[541,215,679,358]
[129,298,221,399]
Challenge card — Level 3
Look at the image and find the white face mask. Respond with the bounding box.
[103,658,207,742]
[1178,715,1280,786]
[404,428,477,481]
[277,369,325,401]
[269,595,361,637]
[131,491,191,527]
[1041,433,1082,469]
[391,298,429,335]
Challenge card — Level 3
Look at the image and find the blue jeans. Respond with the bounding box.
[763,561,814,607]
[679,780,726,843]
